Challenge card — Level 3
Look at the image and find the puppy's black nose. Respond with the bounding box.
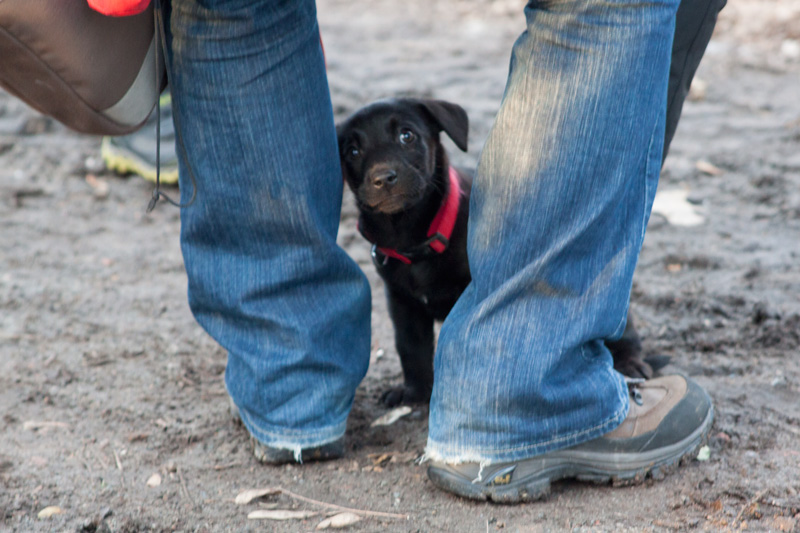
[369,168,398,189]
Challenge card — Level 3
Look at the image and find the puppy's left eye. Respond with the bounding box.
[399,129,416,145]
[346,146,361,160]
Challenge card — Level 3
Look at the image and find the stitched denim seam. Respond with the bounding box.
[641,116,660,243]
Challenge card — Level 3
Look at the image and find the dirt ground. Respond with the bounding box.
[2,0,799,531]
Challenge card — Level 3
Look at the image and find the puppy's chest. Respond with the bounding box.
[378,259,467,317]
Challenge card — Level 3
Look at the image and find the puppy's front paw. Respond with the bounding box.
[644,354,672,374]
[614,356,654,380]
[380,384,431,407]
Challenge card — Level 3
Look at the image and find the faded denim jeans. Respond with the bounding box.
[426,0,681,463]
[164,0,371,453]
[162,0,722,461]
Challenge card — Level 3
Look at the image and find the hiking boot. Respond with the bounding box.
[101,94,179,184]
[251,436,345,465]
[229,397,344,465]
[426,374,713,503]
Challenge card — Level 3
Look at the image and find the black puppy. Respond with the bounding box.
[337,98,653,406]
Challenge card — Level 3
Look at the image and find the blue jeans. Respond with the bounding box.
[426,0,679,463]
[164,0,371,452]
[165,0,678,462]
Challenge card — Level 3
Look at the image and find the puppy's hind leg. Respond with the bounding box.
[382,289,435,407]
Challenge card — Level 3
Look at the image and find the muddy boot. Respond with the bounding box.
[228,397,344,465]
[251,437,345,465]
[426,374,713,503]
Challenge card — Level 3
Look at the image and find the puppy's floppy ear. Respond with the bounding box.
[334,121,353,185]
[335,122,346,151]
[414,99,469,153]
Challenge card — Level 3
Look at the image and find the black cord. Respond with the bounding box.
[147,0,198,212]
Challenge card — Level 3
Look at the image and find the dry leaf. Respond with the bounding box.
[247,509,316,520]
[316,512,362,529]
[371,406,412,427]
[368,453,392,467]
[146,473,162,487]
[695,160,723,176]
[235,487,281,505]
[651,189,705,227]
[696,445,711,462]
[37,506,63,519]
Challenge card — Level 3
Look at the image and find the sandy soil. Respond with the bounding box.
[1,0,799,531]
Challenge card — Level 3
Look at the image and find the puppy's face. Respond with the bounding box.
[337,99,468,215]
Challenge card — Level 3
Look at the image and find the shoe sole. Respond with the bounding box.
[101,137,179,185]
[427,405,714,503]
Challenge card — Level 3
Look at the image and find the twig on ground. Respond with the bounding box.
[112,448,125,486]
[732,489,767,527]
[652,520,685,530]
[90,446,110,470]
[8,187,46,208]
[178,468,196,508]
[762,497,800,511]
[240,486,407,520]
[722,489,750,501]
[212,462,243,471]
[22,421,69,431]
[279,487,407,519]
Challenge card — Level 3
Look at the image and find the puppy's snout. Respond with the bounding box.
[368,167,398,189]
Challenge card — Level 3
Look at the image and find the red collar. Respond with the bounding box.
[366,167,462,265]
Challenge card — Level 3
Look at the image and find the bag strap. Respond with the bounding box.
[147,0,198,212]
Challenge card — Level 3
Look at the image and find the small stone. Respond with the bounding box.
[688,78,707,101]
[84,156,105,174]
[771,376,788,388]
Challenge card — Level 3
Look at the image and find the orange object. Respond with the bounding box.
[87,0,150,17]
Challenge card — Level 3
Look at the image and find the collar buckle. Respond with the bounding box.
[422,232,450,253]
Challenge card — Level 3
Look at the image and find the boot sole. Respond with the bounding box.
[427,405,714,503]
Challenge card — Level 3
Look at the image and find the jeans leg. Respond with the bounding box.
[164,0,371,451]
[427,0,679,463]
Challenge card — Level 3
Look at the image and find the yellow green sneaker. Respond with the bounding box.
[101,94,178,185]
